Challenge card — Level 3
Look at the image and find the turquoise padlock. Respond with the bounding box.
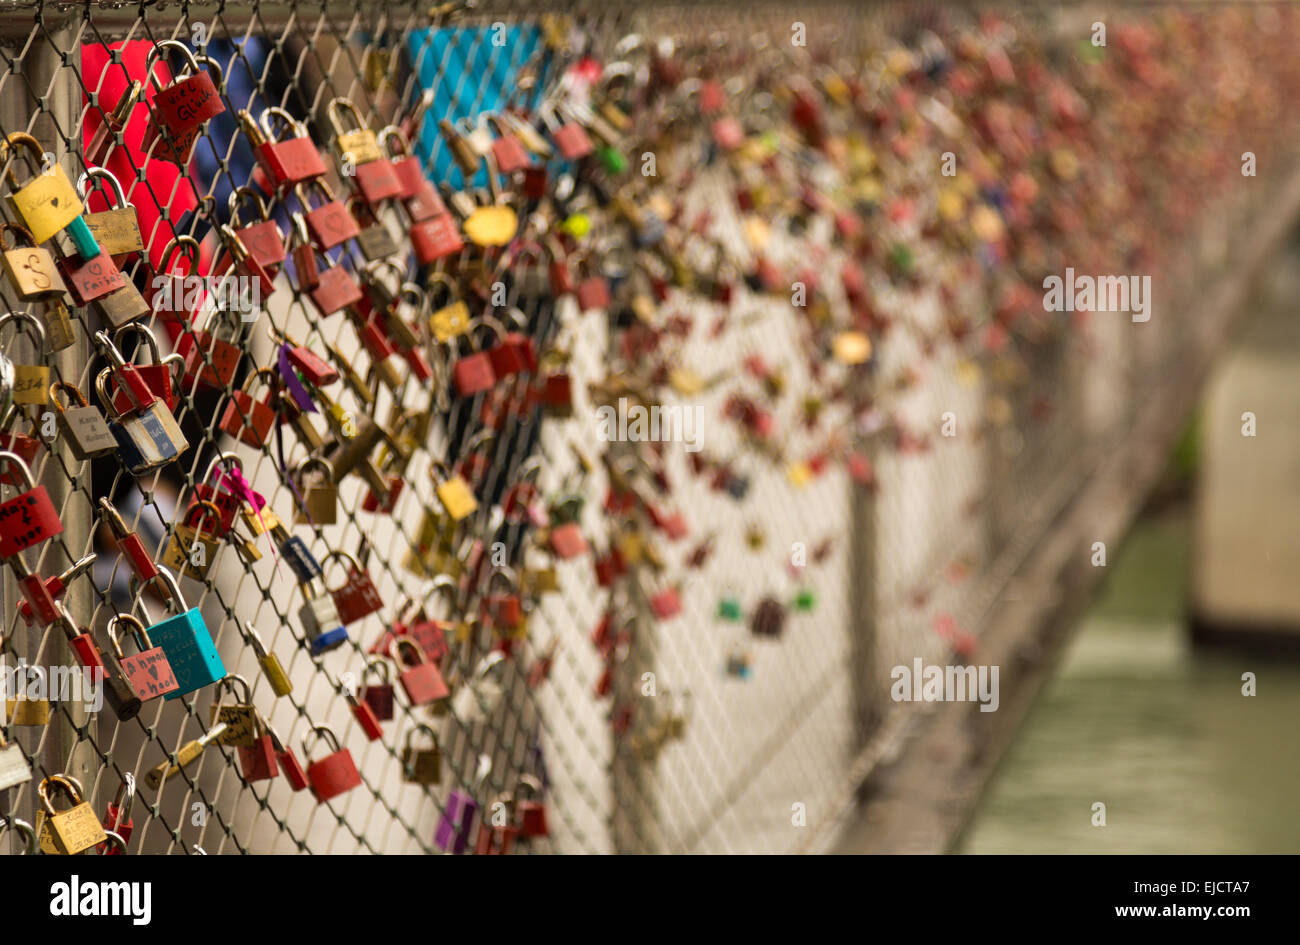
[133,567,227,700]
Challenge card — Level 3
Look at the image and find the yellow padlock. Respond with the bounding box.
[431,460,478,521]
[1,133,83,245]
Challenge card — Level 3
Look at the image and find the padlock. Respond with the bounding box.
[244,622,292,697]
[241,106,328,189]
[0,729,33,791]
[144,236,202,321]
[0,816,37,854]
[0,449,62,558]
[50,381,117,460]
[237,731,279,782]
[228,185,287,275]
[144,723,228,789]
[0,222,65,300]
[95,369,165,474]
[431,460,478,521]
[270,519,323,584]
[481,112,532,174]
[57,246,126,306]
[484,313,536,379]
[410,210,464,264]
[39,775,106,855]
[1,132,85,244]
[447,328,497,398]
[104,328,182,418]
[573,254,611,311]
[378,125,445,220]
[15,553,92,628]
[302,724,362,803]
[38,298,75,352]
[751,596,786,638]
[85,79,142,166]
[349,198,399,261]
[296,179,361,251]
[305,249,363,317]
[549,521,588,559]
[161,499,223,581]
[5,664,50,725]
[134,566,228,700]
[434,788,479,854]
[394,638,449,706]
[93,276,151,330]
[109,612,180,705]
[78,167,143,260]
[293,457,338,525]
[297,577,349,655]
[218,367,278,446]
[327,97,384,165]
[176,304,243,391]
[480,567,524,633]
[343,684,383,742]
[266,726,308,791]
[438,117,486,178]
[541,103,594,161]
[401,724,442,784]
[100,774,135,852]
[515,773,549,838]
[0,311,49,406]
[324,549,384,625]
[650,584,683,620]
[143,41,226,165]
[208,674,261,746]
[359,656,396,721]
[99,498,159,584]
[216,224,275,315]
[0,405,41,487]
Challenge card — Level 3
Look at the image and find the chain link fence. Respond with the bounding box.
[0,0,1296,855]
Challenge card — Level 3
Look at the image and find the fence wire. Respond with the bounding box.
[0,0,1296,856]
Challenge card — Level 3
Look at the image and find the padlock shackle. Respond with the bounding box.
[404,723,440,751]
[326,97,370,136]
[377,124,414,160]
[258,105,310,143]
[156,235,201,276]
[0,132,48,190]
[203,449,245,485]
[393,637,427,669]
[0,221,38,251]
[181,499,224,534]
[292,178,337,209]
[0,816,36,855]
[145,39,223,91]
[0,448,36,490]
[107,612,152,659]
[76,166,130,209]
[228,185,272,227]
[362,655,393,685]
[48,380,90,413]
[131,565,188,616]
[320,548,365,586]
[301,723,342,760]
[38,773,85,814]
[110,321,165,367]
[0,309,48,355]
[214,672,253,706]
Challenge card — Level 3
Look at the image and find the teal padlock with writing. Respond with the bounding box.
[132,567,226,700]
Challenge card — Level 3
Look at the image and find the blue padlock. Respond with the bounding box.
[271,522,322,583]
[133,567,227,700]
[297,578,348,656]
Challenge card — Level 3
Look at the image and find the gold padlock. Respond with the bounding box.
[161,499,223,580]
[401,724,443,784]
[1,133,84,244]
[78,167,144,257]
[38,775,106,855]
[0,309,50,405]
[431,460,478,521]
[294,456,338,525]
[0,221,65,300]
[39,298,75,351]
[207,675,261,747]
[328,98,382,165]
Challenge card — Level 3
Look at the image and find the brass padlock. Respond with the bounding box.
[401,724,442,784]
[328,98,382,165]
[294,456,338,525]
[0,222,65,300]
[161,499,223,580]
[208,675,260,747]
[38,775,106,855]
[0,310,49,405]
[145,723,228,790]
[1,132,84,244]
[431,460,478,522]
[78,167,143,258]
[39,298,75,351]
[5,664,51,725]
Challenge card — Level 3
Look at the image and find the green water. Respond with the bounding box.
[959,513,1300,854]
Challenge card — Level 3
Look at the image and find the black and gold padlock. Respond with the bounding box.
[208,675,261,747]
[0,222,65,300]
[50,380,117,460]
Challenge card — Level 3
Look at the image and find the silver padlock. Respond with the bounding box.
[0,728,32,790]
[296,578,348,655]
[450,651,507,724]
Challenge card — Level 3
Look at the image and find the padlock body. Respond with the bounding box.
[152,608,228,699]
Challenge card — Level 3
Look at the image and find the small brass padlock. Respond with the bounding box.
[401,724,443,785]
[161,499,223,580]
[431,460,478,522]
[294,456,338,525]
[78,167,144,258]
[38,775,106,855]
[39,299,75,351]
[0,222,65,300]
[208,675,261,747]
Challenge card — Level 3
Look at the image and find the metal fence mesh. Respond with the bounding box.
[0,0,1296,855]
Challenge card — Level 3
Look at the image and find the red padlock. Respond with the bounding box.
[15,553,93,627]
[480,569,523,631]
[109,614,180,702]
[177,306,243,391]
[362,475,404,514]
[281,340,338,386]
[218,368,279,447]
[516,775,549,837]
[101,775,136,853]
[325,551,384,625]
[450,330,497,397]
[302,246,363,316]
[243,107,328,189]
[650,586,683,620]
[143,237,203,324]
[328,99,402,204]
[297,180,361,250]
[143,41,225,164]
[228,187,286,274]
[394,638,449,706]
[548,522,588,559]
[302,725,361,802]
[107,324,181,416]
[347,690,384,742]
[411,212,464,264]
[484,113,532,174]
[378,126,444,215]
[58,250,126,305]
[237,734,279,782]
[593,549,626,588]
[574,255,610,311]
[543,105,594,161]
[0,419,41,489]
[0,452,63,558]
[272,730,309,791]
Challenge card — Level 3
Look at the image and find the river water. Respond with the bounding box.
[960,513,1300,854]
